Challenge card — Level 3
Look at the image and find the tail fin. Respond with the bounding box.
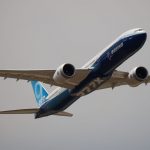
[31,81,48,106]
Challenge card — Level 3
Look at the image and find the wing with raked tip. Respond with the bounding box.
[0,108,73,117]
[0,69,91,88]
[97,70,150,90]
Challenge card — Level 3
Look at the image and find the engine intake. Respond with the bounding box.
[53,63,75,84]
[129,66,149,81]
[62,63,75,77]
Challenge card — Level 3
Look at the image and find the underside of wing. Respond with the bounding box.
[0,69,91,88]
[97,70,150,90]
[148,76,150,83]
[0,69,55,84]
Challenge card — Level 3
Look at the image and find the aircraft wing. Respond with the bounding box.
[0,108,73,117]
[0,69,91,88]
[97,70,150,90]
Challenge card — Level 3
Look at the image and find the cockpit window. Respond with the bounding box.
[120,28,144,40]
[135,29,143,32]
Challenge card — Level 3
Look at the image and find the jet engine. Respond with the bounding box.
[128,66,149,81]
[53,63,75,84]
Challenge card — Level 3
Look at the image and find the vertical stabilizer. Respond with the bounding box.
[31,81,48,106]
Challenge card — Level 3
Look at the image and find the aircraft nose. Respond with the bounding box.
[134,31,147,49]
[142,32,147,41]
[136,29,147,39]
[140,31,147,43]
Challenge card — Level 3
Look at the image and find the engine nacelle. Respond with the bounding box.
[53,63,75,84]
[128,66,149,81]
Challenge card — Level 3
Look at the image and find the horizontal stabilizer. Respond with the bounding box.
[0,108,39,114]
[54,111,73,117]
[0,108,73,117]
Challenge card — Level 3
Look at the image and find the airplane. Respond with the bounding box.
[0,28,149,119]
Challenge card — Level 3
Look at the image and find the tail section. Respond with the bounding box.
[31,81,48,106]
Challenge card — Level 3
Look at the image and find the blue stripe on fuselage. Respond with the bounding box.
[92,33,147,76]
[36,32,147,118]
[35,89,79,118]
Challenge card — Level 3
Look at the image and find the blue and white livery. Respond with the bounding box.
[0,28,149,118]
[31,81,48,106]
